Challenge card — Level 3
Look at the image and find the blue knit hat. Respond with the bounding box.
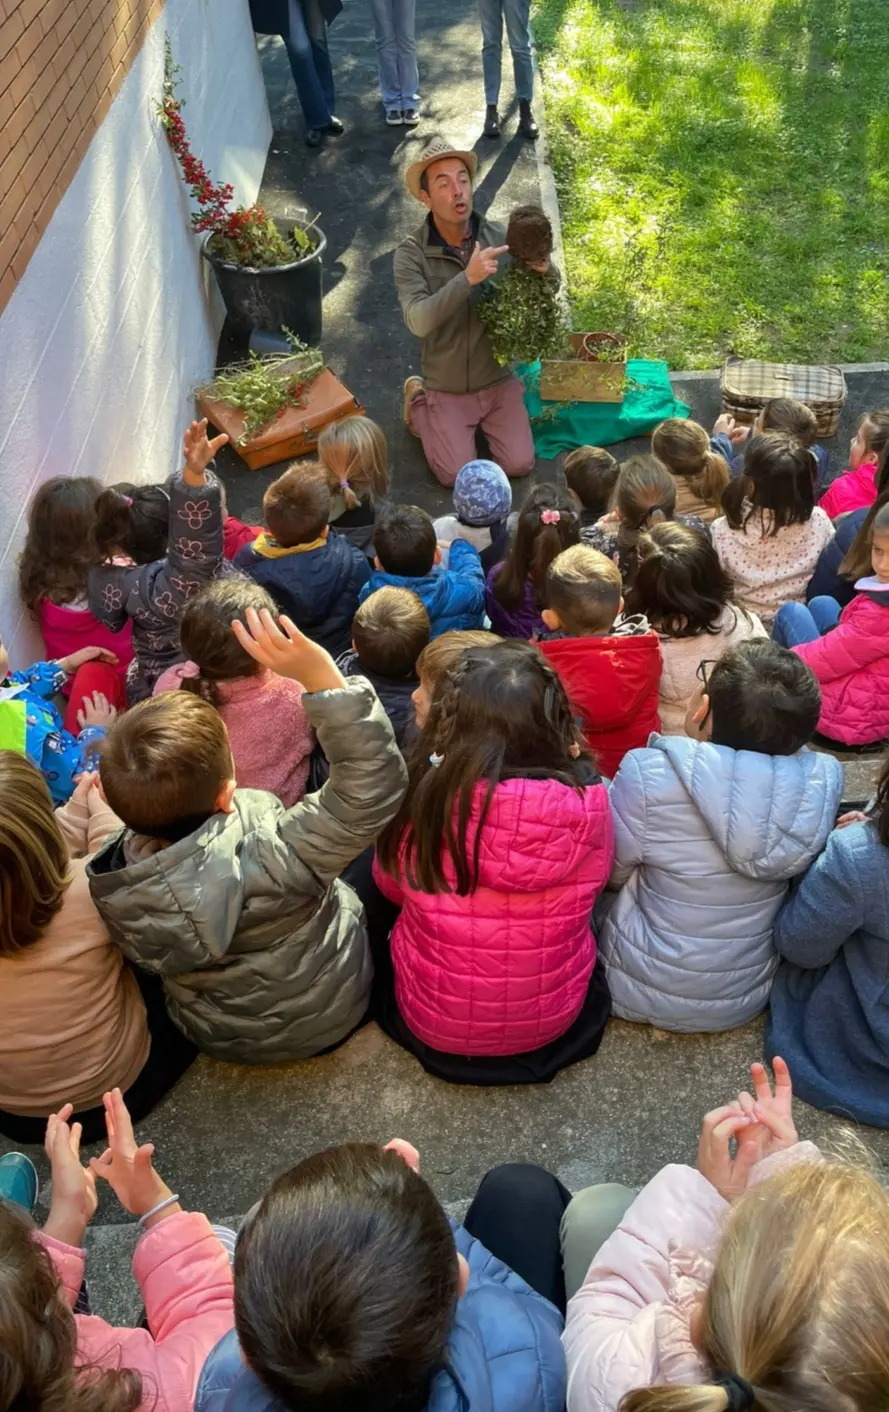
[453,459,512,527]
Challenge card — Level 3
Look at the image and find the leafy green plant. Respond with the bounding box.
[197,334,324,443]
[477,263,570,366]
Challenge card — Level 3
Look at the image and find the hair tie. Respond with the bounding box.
[121,494,133,507]
[540,509,561,525]
[339,479,350,491]
[713,1373,756,1412]
[429,751,445,768]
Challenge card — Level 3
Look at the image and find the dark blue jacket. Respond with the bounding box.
[195,1220,566,1412]
[235,531,371,658]
[360,541,486,639]
[766,820,889,1127]
[336,649,417,748]
[805,507,867,609]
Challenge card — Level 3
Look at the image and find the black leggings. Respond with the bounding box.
[0,971,197,1145]
[464,1162,573,1314]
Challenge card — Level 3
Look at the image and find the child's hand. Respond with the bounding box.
[71,769,100,806]
[43,1104,98,1246]
[836,810,869,829]
[182,417,229,487]
[58,645,118,675]
[90,1088,179,1224]
[735,1057,798,1159]
[76,691,118,729]
[696,1101,760,1203]
[712,413,737,437]
[232,607,346,693]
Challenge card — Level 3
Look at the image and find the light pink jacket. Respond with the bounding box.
[40,1212,235,1412]
[563,1143,821,1412]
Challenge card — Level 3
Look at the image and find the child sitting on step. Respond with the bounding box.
[88,609,407,1065]
[235,462,371,658]
[486,482,580,638]
[410,628,500,729]
[538,544,661,778]
[597,639,842,1033]
[318,414,391,560]
[361,504,486,638]
[564,445,619,527]
[373,639,613,1085]
[582,456,703,588]
[433,458,512,573]
[651,418,730,525]
[337,585,430,748]
[153,577,315,807]
[713,395,828,487]
[89,419,228,702]
[0,1088,234,1412]
[819,408,889,519]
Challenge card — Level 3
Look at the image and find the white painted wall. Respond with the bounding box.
[0,0,271,665]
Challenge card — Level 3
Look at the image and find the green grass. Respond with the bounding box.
[532,0,889,369]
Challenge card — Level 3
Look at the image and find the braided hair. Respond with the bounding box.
[377,640,589,894]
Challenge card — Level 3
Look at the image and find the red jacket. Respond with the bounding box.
[223,516,261,560]
[539,628,662,778]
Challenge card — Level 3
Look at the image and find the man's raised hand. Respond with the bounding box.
[466,241,510,287]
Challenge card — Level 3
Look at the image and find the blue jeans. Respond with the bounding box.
[772,596,841,647]
[369,0,418,109]
[285,0,335,130]
[477,0,534,104]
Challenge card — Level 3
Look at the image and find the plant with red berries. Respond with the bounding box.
[157,39,317,268]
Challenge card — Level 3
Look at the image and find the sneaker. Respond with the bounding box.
[402,108,420,127]
[0,1152,39,1213]
[403,376,425,436]
[386,109,403,126]
[305,128,323,148]
[484,104,501,139]
[325,115,345,136]
[519,100,539,140]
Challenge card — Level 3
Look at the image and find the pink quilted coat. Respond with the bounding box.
[818,461,879,519]
[562,1144,821,1412]
[374,776,614,1054]
[792,593,889,745]
[39,1212,235,1412]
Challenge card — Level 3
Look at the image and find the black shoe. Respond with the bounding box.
[519,100,539,140]
[484,104,501,139]
[305,128,323,147]
[325,115,345,136]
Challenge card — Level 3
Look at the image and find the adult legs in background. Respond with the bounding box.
[464,1162,573,1313]
[502,0,533,101]
[772,596,840,648]
[284,0,334,133]
[560,1183,637,1301]
[477,0,504,105]
[63,661,128,735]
[479,376,536,478]
[394,0,419,109]
[369,0,418,110]
[410,388,482,487]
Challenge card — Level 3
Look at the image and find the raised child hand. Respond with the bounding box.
[735,1056,798,1160]
[182,417,229,487]
[90,1088,179,1225]
[696,1101,760,1204]
[43,1103,98,1246]
[232,607,346,693]
[58,645,118,675]
[76,690,118,729]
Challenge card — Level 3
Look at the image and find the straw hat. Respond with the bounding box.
[405,137,479,201]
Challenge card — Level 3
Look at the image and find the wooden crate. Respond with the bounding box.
[197,362,364,470]
[540,333,627,404]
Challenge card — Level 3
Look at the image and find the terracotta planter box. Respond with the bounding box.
[197,361,364,470]
[540,332,628,404]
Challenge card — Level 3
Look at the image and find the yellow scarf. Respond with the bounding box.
[251,531,327,559]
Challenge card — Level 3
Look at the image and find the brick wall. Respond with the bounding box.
[0,0,165,316]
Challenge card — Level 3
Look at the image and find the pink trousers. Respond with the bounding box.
[411,374,535,487]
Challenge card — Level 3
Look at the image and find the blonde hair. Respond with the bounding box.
[546,544,621,634]
[622,1159,889,1412]
[652,419,730,511]
[317,416,390,512]
[0,753,71,955]
[416,630,499,695]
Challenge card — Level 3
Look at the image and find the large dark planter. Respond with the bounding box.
[202,219,326,345]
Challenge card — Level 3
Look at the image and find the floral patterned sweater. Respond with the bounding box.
[88,471,224,702]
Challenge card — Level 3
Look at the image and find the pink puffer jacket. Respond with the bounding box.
[818,461,879,519]
[39,1212,235,1412]
[374,776,613,1054]
[793,593,889,745]
[563,1144,821,1412]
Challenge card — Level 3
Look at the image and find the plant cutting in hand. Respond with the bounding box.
[157,38,319,268]
[196,334,325,444]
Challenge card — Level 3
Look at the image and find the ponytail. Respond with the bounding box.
[92,482,169,564]
[490,483,579,609]
[726,433,815,536]
[317,415,390,513]
[622,1387,731,1412]
[612,455,676,586]
[178,577,275,706]
[651,419,729,511]
[720,474,749,530]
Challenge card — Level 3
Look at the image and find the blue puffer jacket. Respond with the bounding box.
[195,1220,566,1412]
[598,735,844,1032]
[235,530,371,658]
[359,540,486,639]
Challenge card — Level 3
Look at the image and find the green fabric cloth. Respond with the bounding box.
[519,358,690,458]
[0,700,27,756]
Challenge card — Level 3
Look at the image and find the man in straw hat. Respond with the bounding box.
[394,137,541,488]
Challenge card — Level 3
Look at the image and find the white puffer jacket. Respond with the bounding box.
[597,735,844,1031]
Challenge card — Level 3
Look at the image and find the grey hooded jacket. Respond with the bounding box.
[87,680,407,1063]
[597,734,844,1033]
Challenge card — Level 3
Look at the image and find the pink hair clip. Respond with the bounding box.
[121,494,133,507]
[540,509,560,525]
